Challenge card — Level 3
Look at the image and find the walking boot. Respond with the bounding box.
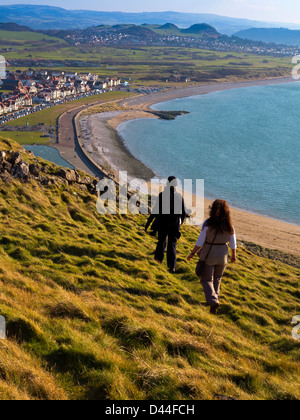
[210,303,220,315]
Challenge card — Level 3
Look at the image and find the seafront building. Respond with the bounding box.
[0,70,121,117]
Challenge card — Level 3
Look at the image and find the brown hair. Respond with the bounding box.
[207,199,234,234]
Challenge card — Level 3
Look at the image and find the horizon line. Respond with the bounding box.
[0,3,300,27]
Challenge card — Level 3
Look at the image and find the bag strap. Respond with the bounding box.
[204,229,218,262]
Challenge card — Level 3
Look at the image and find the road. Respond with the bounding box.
[55,94,137,178]
[56,102,107,178]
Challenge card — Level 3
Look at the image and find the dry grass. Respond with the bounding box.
[79,102,126,118]
[0,137,299,400]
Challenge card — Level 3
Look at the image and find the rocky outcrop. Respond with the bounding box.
[0,151,6,164]
[56,168,98,194]
[57,168,77,183]
[0,150,30,182]
[10,152,23,167]
[0,149,99,194]
[15,162,30,180]
[29,163,41,177]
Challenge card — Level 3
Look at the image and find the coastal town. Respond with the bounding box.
[45,24,300,57]
[0,70,124,123]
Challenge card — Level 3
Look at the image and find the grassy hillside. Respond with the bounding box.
[0,30,59,42]
[4,43,292,84]
[0,28,68,56]
[145,24,218,38]
[0,137,299,400]
[0,19,292,84]
[0,132,51,145]
[235,28,300,47]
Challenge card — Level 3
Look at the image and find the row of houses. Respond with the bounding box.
[0,70,122,116]
[167,75,191,83]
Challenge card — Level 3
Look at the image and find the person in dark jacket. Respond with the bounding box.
[146,176,186,273]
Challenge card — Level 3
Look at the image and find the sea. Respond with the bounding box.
[23,145,75,169]
[118,82,300,226]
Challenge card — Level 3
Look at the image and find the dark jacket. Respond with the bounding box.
[146,187,187,236]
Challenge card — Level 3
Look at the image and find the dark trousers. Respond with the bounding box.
[155,229,178,270]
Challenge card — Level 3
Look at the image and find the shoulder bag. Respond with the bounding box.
[195,229,218,278]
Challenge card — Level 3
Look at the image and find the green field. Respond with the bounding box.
[0,30,62,42]
[4,91,135,127]
[7,46,292,83]
[0,136,299,400]
[0,131,51,145]
[0,27,293,84]
[0,30,68,58]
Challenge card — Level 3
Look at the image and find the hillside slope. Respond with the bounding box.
[0,23,32,32]
[1,5,300,34]
[0,137,299,400]
[182,24,220,37]
[236,27,300,46]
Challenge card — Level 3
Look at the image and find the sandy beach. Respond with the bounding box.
[79,77,300,257]
[79,111,156,179]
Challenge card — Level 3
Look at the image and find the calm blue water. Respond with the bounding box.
[23,145,75,169]
[118,82,300,225]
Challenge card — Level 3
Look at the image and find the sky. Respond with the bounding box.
[1,0,300,24]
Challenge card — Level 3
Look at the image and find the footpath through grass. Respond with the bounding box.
[0,137,299,400]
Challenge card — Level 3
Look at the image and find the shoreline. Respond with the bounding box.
[79,111,156,180]
[79,77,300,257]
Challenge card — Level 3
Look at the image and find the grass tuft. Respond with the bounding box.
[47,302,91,321]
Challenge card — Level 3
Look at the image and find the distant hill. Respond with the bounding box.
[1,5,300,34]
[116,25,159,38]
[235,27,300,46]
[112,23,219,39]
[159,23,179,31]
[182,24,220,36]
[0,22,32,32]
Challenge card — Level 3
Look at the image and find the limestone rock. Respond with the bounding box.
[81,176,93,185]
[76,184,88,191]
[57,168,77,183]
[0,151,6,164]
[75,170,82,184]
[56,178,69,187]
[39,175,51,186]
[0,148,99,195]
[29,163,41,177]
[9,152,22,167]
[1,161,12,173]
[0,170,12,183]
[15,162,30,180]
